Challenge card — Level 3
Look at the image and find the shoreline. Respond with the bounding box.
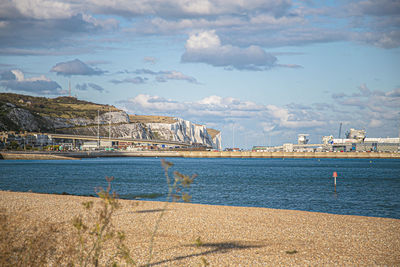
[1,190,399,265]
[2,150,400,160]
[1,189,399,220]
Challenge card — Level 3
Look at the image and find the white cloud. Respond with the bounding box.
[51,59,106,76]
[186,30,221,49]
[87,0,292,18]
[125,94,186,112]
[266,104,290,121]
[88,82,105,92]
[355,31,400,49]
[280,120,326,129]
[181,30,278,70]
[0,69,64,95]
[81,13,119,30]
[0,21,8,28]
[369,119,383,128]
[261,122,276,132]
[333,84,400,113]
[155,71,199,84]
[124,69,199,84]
[350,0,400,16]
[143,57,157,64]
[386,88,400,97]
[110,77,148,84]
[14,0,73,20]
[1,0,398,57]
[0,4,117,53]
[10,70,25,81]
[197,95,223,105]
[129,16,245,35]
[328,84,400,138]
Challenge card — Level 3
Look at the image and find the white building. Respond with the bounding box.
[298,134,309,145]
[283,143,294,152]
[82,141,99,150]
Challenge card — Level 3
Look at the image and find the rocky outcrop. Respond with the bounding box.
[59,122,154,140]
[7,108,40,131]
[0,102,54,132]
[211,132,222,150]
[42,111,130,128]
[97,111,130,124]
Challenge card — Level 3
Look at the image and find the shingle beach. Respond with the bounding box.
[1,191,399,266]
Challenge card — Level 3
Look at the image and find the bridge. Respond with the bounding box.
[48,133,192,147]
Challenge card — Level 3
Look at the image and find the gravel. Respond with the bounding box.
[1,191,399,266]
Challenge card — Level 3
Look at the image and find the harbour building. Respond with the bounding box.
[322,129,400,152]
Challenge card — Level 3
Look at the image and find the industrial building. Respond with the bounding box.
[322,129,400,152]
[253,128,400,153]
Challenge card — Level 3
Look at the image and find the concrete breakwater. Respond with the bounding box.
[1,150,400,159]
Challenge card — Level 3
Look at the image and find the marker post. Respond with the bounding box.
[333,171,338,192]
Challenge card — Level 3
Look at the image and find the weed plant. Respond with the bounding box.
[71,175,135,266]
[146,159,197,265]
[0,159,198,266]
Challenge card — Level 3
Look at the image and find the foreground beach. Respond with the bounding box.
[1,191,399,266]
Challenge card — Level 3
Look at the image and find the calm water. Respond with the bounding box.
[1,157,399,219]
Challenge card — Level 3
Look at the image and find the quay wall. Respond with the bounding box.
[1,151,399,160]
[0,152,80,160]
[181,151,400,159]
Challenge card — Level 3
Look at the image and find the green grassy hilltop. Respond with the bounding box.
[0,93,118,120]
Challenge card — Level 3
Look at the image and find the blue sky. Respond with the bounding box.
[1,0,399,148]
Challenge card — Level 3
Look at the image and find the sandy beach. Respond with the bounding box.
[1,190,399,266]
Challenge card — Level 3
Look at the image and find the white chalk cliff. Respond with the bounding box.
[51,111,221,150]
[0,100,221,150]
[144,117,221,150]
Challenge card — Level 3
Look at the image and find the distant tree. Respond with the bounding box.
[8,141,20,150]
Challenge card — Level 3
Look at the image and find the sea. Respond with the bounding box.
[1,157,399,219]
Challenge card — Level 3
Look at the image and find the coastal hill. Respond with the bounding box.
[0,93,221,149]
[0,93,118,120]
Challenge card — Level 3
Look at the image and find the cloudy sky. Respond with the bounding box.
[1,0,399,148]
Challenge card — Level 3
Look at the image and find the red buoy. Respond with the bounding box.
[333,171,338,192]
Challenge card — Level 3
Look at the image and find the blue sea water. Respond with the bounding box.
[1,157,399,219]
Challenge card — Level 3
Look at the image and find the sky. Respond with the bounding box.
[0,0,399,149]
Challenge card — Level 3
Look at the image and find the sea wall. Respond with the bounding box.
[2,151,399,160]
[181,151,400,159]
[0,152,79,160]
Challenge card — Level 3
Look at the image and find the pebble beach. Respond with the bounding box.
[1,190,399,266]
